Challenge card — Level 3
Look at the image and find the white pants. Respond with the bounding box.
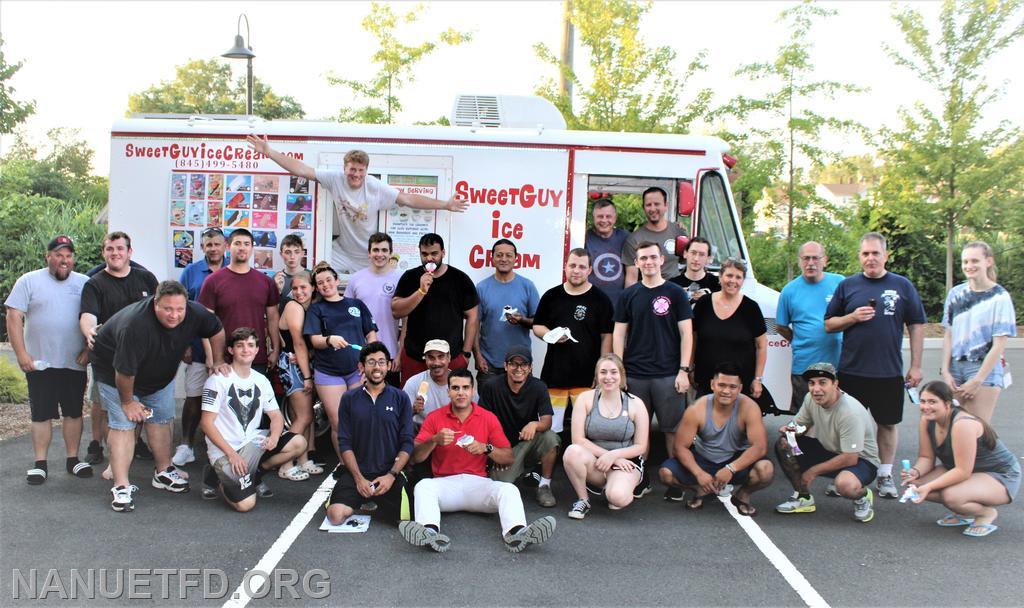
[414,474,526,536]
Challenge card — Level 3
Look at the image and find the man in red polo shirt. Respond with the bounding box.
[399,369,556,553]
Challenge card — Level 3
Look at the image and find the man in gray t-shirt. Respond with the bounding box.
[622,187,686,286]
[4,235,92,484]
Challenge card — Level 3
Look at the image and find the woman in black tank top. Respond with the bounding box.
[276,270,320,478]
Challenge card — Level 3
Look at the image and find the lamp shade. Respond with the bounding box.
[222,35,255,59]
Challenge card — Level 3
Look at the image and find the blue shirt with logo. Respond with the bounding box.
[303,298,377,377]
[338,384,414,475]
[585,228,629,312]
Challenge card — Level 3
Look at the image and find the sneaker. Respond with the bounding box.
[853,488,875,523]
[85,440,104,465]
[568,499,591,520]
[824,483,840,497]
[152,466,190,493]
[663,487,685,502]
[202,486,218,500]
[399,521,451,553]
[522,471,541,488]
[633,479,652,499]
[111,484,139,512]
[359,501,378,512]
[504,516,556,553]
[257,481,273,498]
[535,485,556,508]
[585,483,603,497]
[171,444,195,467]
[134,440,154,461]
[876,475,898,499]
[776,493,816,514]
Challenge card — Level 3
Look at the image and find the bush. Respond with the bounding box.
[0,358,28,403]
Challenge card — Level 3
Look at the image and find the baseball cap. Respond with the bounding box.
[802,362,837,381]
[504,344,533,364]
[422,339,450,356]
[47,235,75,252]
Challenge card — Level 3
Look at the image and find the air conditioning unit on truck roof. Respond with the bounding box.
[450,94,567,130]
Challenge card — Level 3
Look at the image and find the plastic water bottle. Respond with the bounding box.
[33,360,50,371]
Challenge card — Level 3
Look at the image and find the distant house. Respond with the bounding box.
[815,182,872,208]
[753,180,874,236]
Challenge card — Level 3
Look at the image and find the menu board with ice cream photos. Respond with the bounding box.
[381,174,448,273]
[167,170,314,278]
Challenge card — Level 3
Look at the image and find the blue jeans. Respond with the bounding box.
[97,381,175,430]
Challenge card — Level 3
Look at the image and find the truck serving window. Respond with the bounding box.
[698,171,742,267]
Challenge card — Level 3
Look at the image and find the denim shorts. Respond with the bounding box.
[97,380,175,430]
[950,358,1004,388]
[277,352,306,397]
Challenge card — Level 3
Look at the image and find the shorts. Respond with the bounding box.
[97,380,175,431]
[660,449,769,488]
[838,372,905,426]
[627,375,686,432]
[793,435,877,488]
[326,467,410,525]
[184,362,209,398]
[212,431,297,502]
[26,369,86,422]
[276,352,306,397]
[950,358,1004,388]
[314,368,362,387]
[789,374,809,413]
[87,364,100,405]
[547,387,588,434]
[491,431,562,483]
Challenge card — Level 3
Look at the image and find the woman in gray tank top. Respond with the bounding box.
[562,354,650,520]
[902,381,1020,537]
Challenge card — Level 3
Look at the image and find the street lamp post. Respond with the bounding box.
[222,14,255,115]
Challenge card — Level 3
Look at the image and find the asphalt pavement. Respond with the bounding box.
[1,348,1022,607]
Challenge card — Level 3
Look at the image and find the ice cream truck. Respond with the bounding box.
[108,94,793,414]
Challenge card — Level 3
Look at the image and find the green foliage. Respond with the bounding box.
[126,59,305,119]
[330,2,471,124]
[534,0,711,133]
[809,154,882,185]
[0,357,28,403]
[0,37,36,134]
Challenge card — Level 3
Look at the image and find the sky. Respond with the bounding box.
[1,1,1021,176]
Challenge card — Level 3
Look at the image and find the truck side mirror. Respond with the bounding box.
[678,181,695,216]
[675,235,690,254]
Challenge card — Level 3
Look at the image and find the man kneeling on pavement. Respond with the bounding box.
[479,344,561,508]
[659,362,774,515]
[774,362,880,523]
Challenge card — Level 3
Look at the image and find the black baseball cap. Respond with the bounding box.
[47,235,75,252]
[504,344,533,364]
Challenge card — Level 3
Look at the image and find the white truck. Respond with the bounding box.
[108,94,792,413]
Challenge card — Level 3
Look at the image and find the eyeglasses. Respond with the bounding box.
[506,361,531,370]
[202,227,224,238]
[363,359,389,368]
[800,255,823,262]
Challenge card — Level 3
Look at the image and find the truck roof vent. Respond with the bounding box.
[450,95,566,130]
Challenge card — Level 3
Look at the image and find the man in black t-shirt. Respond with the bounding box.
[392,233,479,384]
[533,248,613,436]
[91,281,226,513]
[669,236,720,303]
[613,241,693,499]
[478,345,559,508]
[79,231,159,467]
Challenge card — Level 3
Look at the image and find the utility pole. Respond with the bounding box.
[559,0,574,113]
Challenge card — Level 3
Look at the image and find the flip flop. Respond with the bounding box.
[26,468,47,485]
[963,523,998,537]
[731,494,758,516]
[936,513,975,527]
[685,495,707,510]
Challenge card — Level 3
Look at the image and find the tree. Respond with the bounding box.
[881,0,1024,292]
[722,1,865,280]
[0,36,36,134]
[330,2,471,124]
[127,59,305,119]
[534,0,711,134]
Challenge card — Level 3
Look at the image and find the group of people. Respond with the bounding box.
[5,144,1018,548]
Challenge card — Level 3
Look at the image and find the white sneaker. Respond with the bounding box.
[171,444,195,467]
[111,485,139,512]
[152,466,190,493]
[776,492,816,514]
[876,475,898,499]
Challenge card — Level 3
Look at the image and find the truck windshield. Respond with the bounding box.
[698,171,742,268]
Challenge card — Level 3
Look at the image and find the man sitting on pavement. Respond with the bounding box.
[659,362,773,515]
[200,328,307,512]
[479,345,561,508]
[399,370,556,553]
[326,342,414,526]
[774,362,880,523]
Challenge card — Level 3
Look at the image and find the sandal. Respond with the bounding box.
[299,460,324,475]
[685,495,707,510]
[963,522,998,537]
[278,465,310,481]
[731,494,757,516]
[68,462,93,478]
[26,468,47,485]
[936,513,974,527]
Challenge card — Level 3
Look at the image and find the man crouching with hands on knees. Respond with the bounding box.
[399,369,556,553]
[201,327,307,512]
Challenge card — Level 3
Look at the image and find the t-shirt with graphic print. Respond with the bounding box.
[614,281,692,378]
[202,369,279,462]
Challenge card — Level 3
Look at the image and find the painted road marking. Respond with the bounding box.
[719,495,830,608]
[223,475,337,608]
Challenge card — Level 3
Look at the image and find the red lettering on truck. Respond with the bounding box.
[468,245,541,270]
[124,143,302,161]
[455,181,562,208]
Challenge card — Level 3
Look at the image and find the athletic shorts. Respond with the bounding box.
[26,368,86,422]
[660,449,769,489]
[491,431,562,483]
[212,431,297,502]
[793,435,877,488]
[97,380,175,430]
[838,372,905,425]
[627,375,685,432]
[950,358,1004,388]
[548,387,588,434]
[184,362,209,398]
[314,368,362,387]
[326,467,409,525]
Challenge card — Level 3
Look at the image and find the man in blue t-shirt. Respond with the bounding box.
[473,239,540,381]
[585,199,629,312]
[824,232,925,500]
[776,241,844,413]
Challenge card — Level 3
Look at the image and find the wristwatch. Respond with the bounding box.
[485,443,494,454]
[679,365,692,373]
[388,469,401,478]
[462,351,472,359]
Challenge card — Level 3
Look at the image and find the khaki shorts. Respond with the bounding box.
[490,430,562,483]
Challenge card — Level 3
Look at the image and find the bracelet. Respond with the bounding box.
[754,376,763,381]
[725,463,736,474]
[303,376,312,381]
[417,288,427,296]
[910,467,921,477]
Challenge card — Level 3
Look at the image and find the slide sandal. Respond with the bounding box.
[26,468,47,485]
[68,462,93,478]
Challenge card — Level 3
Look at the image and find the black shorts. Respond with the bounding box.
[838,372,905,425]
[661,449,768,488]
[794,436,877,487]
[326,468,408,526]
[26,369,86,422]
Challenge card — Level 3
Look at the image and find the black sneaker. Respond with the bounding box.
[257,481,273,498]
[521,471,541,488]
[201,486,218,500]
[85,440,104,465]
[663,486,684,501]
[134,440,154,461]
[633,479,652,499]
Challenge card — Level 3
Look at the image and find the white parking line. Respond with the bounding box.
[223,475,337,608]
[719,495,830,608]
